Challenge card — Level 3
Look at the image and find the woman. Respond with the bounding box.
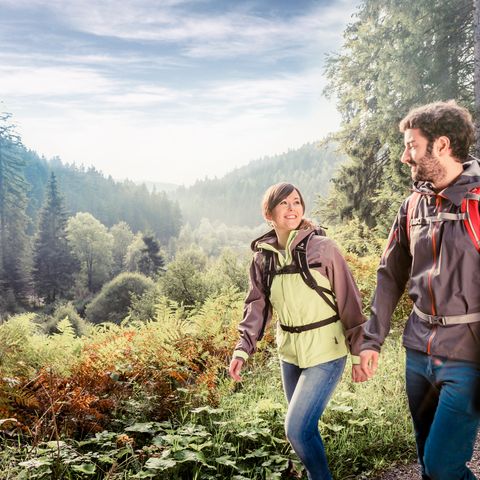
[229,182,366,480]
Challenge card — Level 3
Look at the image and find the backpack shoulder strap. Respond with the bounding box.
[260,249,276,297]
[406,192,422,244]
[461,186,480,253]
[257,249,275,342]
[293,231,338,313]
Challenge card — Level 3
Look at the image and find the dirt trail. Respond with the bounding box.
[371,435,480,479]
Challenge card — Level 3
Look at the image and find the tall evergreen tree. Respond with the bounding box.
[0,112,30,308]
[138,233,165,277]
[33,173,78,303]
[321,0,473,232]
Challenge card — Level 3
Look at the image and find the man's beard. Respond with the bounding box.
[408,150,447,186]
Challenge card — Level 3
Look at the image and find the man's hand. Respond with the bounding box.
[228,357,245,382]
[360,350,379,379]
[352,364,368,383]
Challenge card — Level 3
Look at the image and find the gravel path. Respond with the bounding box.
[370,434,480,479]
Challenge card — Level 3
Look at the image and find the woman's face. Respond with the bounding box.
[265,189,304,235]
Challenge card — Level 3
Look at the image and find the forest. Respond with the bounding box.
[0,0,478,478]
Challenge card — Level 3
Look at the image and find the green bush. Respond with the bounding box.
[330,216,384,258]
[85,272,155,324]
[40,302,89,336]
[160,248,211,306]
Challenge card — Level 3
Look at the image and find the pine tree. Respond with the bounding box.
[138,233,165,277]
[322,0,473,230]
[0,113,30,309]
[32,173,78,303]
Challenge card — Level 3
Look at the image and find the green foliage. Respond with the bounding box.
[0,112,30,309]
[22,153,182,243]
[204,249,250,294]
[322,0,473,228]
[126,232,165,278]
[0,313,83,377]
[341,251,412,330]
[67,212,114,293]
[33,173,79,303]
[110,221,135,276]
[0,283,414,479]
[328,217,384,257]
[40,302,89,337]
[160,248,211,306]
[157,247,249,308]
[85,272,155,324]
[173,143,346,227]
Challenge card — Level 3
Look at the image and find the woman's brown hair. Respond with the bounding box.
[262,182,305,219]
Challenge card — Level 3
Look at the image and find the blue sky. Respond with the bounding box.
[0,0,360,185]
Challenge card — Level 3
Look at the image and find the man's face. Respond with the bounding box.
[401,128,447,185]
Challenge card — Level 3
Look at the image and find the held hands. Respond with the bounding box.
[352,364,368,383]
[359,350,379,379]
[228,357,245,382]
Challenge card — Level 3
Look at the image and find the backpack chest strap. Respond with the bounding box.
[410,212,468,226]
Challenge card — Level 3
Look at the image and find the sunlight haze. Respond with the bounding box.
[0,0,360,185]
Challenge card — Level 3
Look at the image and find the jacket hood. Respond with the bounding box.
[250,221,317,252]
[412,156,480,205]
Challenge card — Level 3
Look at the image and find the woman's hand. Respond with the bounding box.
[229,357,245,382]
[352,364,368,383]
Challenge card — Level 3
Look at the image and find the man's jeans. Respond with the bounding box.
[406,348,480,480]
[281,356,346,480]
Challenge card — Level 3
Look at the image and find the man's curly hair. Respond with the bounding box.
[399,100,475,162]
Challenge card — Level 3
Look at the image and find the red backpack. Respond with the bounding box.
[406,187,480,252]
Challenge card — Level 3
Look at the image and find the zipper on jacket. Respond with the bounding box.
[425,195,441,355]
[427,196,442,316]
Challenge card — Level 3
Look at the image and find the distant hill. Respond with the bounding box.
[134,180,179,193]
[171,142,346,227]
[22,151,181,243]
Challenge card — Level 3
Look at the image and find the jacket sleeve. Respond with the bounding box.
[232,252,272,361]
[324,240,366,362]
[362,200,412,352]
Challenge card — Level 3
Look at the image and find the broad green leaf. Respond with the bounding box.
[215,455,238,469]
[125,422,162,434]
[144,457,177,470]
[71,463,96,474]
[18,458,52,468]
[190,406,224,415]
[173,449,207,464]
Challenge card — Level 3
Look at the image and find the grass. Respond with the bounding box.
[0,335,415,480]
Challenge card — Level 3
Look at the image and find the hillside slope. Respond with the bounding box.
[172,142,345,227]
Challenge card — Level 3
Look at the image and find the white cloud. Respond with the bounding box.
[0,0,359,185]
[1,0,358,60]
[0,65,112,97]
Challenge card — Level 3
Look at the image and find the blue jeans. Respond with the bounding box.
[406,348,480,480]
[281,356,346,480]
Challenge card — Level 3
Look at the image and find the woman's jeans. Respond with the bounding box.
[406,348,480,480]
[281,356,346,480]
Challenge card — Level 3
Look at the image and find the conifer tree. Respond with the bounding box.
[322,0,473,231]
[0,113,30,308]
[33,173,78,303]
[138,233,165,277]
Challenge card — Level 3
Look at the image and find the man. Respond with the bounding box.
[360,100,480,480]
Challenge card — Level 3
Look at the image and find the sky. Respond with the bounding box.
[0,0,361,186]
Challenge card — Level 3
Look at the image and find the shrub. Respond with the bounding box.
[345,253,412,330]
[40,302,89,336]
[330,216,384,257]
[85,272,155,324]
[160,248,211,306]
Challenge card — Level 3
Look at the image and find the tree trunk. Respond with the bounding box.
[474,0,480,156]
